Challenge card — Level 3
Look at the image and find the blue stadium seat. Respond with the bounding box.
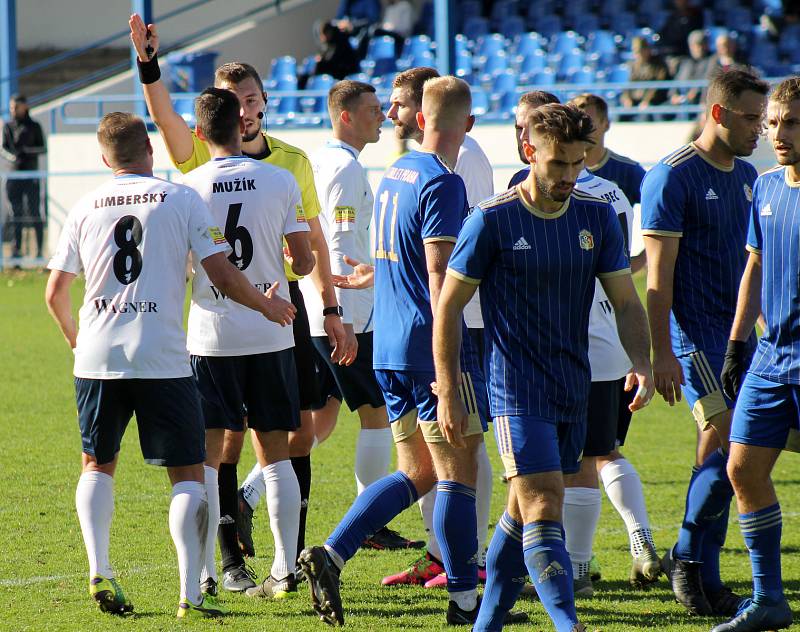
[599,0,627,20]
[458,0,482,29]
[454,34,470,56]
[554,48,585,79]
[470,87,490,116]
[610,11,636,35]
[606,64,630,84]
[568,66,595,85]
[562,0,589,21]
[270,56,297,80]
[586,30,619,67]
[490,70,518,114]
[272,76,298,120]
[525,1,554,26]
[725,6,752,30]
[481,50,510,77]
[517,49,547,75]
[455,50,474,81]
[405,35,433,58]
[299,55,316,77]
[370,72,397,89]
[572,14,600,37]
[550,31,582,55]
[500,16,526,40]
[367,36,396,62]
[778,24,800,58]
[299,74,334,114]
[534,15,564,38]
[514,32,545,58]
[476,33,506,59]
[749,39,777,68]
[463,16,490,41]
[415,0,435,36]
[528,67,556,86]
[344,72,371,82]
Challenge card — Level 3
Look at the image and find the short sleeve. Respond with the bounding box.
[47,211,81,274]
[447,208,494,285]
[420,174,467,243]
[184,189,230,261]
[746,178,763,254]
[174,133,211,174]
[596,204,631,278]
[325,162,362,233]
[284,177,311,236]
[640,164,687,237]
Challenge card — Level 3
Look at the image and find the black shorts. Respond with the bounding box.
[191,349,300,433]
[311,332,385,412]
[289,281,319,411]
[311,351,342,410]
[583,377,634,457]
[75,377,205,467]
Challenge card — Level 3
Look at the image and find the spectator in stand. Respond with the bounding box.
[708,32,747,76]
[1,94,47,260]
[368,0,415,55]
[760,0,800,40]
[334,0,381,58]
[620,37,671,120]
[657,0,704,59]
[670,30,713,106]
[305,22,361,85]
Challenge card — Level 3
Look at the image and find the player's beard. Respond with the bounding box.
[394,121,419,141]
[535,174,572,203]
[242,127,262,143]
[775,147,800,166]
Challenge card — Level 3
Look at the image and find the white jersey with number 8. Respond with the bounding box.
[47,174,228,379]
[182,156,310,356]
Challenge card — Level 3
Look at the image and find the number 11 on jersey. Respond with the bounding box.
[375,189,399,262]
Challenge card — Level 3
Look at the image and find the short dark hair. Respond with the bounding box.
[569,93,609,121]
[770,77,800,106]
[392,67,440,105]
[215,62,264,90]
[518,91,560,110]
[527,103,596,145]
[9,94,26,103]
[97,112,149,167]
[707,68,769,108]
[328,80,376,118]
[195,87,241,147]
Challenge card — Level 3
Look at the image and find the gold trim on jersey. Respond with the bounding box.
[606,149,641,167]
[784,167,800,188]
[446,268,482,285]
[763,164,783,174]
[663,144,695,167]
[597,267,632,279]
[586,148,610,171]
[641,229,684,238]
[480,187,519,209]
[691,142,735,172]
[746,244,762,255]
[572,190,606,204]
[422,236,457,244]
[516,184,570,219]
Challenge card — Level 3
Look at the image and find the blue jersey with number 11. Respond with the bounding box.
[372,151,469,372]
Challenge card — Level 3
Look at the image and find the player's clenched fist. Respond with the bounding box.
[129,13,159,61]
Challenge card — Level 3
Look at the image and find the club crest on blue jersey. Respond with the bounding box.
[744,183,753,202]
[579,229,594,250]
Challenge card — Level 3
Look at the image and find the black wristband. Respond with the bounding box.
[137,53,161,84]
[323,305,343,317]
[725,339,748,358]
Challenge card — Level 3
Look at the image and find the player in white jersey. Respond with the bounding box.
[180,88,314,600]
[44,112,295,619]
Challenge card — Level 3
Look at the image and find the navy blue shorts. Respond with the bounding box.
[583,378,633,456]
[311,333,384,412]
[493,414,586,477]
[289,281,320,411]
[191,349,300,433]
[74,377,205,467]
[730,373,800,449]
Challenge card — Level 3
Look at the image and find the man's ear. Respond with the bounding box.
[101,153,111,169]
[416,110,426,131]
[466,114,475,133]
[710,102,724,125]
[341,110,352,126]
[195,125,207,142]
[523,139,536,164]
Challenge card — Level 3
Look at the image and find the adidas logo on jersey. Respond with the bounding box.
[761,203,773,216]
[705,188,719,200]
[513,237,532,251]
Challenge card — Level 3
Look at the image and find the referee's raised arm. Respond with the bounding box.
[129,14,195,164]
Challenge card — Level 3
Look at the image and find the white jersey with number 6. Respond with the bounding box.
[47,174,228,379]
[182,156,309,356]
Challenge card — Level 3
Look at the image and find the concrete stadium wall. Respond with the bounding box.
[44,120,778,257]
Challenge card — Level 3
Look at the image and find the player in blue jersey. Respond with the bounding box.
[298,76,526,628]
[641,69,769,616]
[711,78,800,632]
[436,103,654,632]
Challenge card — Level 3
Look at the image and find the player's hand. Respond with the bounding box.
[129,14,159,61]
[331,256,375,290]
[262,282,296,326]
[721,339,750,400]
[436,390,469,448]
[339,324,358,366]
[625,365,655,412]
[652,349,684,406]
[324,311,348,364]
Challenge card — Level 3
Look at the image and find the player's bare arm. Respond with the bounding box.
[643,234,684,405]
[433,274,477,448]
[306,215,352,365]
[284,231,315,277]
[425,240,456,315]
[722,251,763,398]
[128,14,195,164]
[45,270,78,349]
[201,252,296,326]
[600,272,655,411]
[331,255,375,289]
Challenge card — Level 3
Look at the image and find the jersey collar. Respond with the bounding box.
[516,183,570,219]
[690,141,734,173]
[243,132,272,161]
[785,166,800,188]
[576,168,594,184]
[326,138,360,159]
[586,148,610,171]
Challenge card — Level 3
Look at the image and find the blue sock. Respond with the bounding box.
[434,481,478,595]
[325,471,418,563]
[700,500,730,593]
[740,503,783,605]
[474,513,528,632]
[523,520,577,632]
[675,449,733,562]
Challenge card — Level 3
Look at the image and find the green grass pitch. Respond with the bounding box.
[0,269,797,631]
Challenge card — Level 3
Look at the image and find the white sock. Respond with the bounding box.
[418,488,442,561]
[475,442,492,567]
[241,462,264,511]
[450,588,478,611]
[263,460,301,580]
[600,458,651,554]
[200,466,219,583]
[563,486,602,577]
[354,428,392,495]
[169,481,207,604]
[75,471,115,578]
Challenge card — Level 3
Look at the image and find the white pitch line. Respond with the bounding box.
[0,563,172,588]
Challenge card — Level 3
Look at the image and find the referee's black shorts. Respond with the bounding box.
[312,332,385,412]
[289,280,320,411]
[583,377,634,457]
